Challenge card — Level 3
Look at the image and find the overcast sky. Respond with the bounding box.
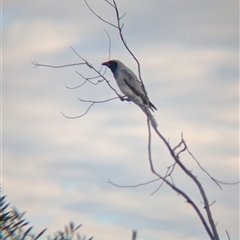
[2,1,239,240]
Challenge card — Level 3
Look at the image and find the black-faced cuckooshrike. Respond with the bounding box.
[102,59,157,128]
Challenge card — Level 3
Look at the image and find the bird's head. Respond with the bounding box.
[102,60,118,73]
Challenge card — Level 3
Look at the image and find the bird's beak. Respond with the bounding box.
[102,61,108,66]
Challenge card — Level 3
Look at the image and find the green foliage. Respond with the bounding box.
[0,195,47,240]
[47,222,93,240]
[0,196,93,240]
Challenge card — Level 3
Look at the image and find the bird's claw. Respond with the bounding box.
[120,96,130,102]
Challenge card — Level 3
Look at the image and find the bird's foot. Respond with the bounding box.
[120,96,131,102]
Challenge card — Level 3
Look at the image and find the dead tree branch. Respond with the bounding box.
[81,2,224,238]
[32,1,239,239]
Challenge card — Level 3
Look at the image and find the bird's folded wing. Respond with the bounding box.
[121,69,148,104]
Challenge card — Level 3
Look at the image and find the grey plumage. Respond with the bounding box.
[102,59,158,128]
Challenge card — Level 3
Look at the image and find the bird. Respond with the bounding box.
[102,59,158,128]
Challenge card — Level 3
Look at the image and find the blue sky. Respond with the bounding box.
[2,1,239,240]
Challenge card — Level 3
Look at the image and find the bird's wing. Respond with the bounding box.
[120,68,148,103]
[119,68,157,111]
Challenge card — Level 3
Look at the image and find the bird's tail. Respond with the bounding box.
[140,105,158,129]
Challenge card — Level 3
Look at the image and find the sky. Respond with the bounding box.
[2,0,239,240]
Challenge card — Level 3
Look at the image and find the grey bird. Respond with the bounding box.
[102,59,158,128]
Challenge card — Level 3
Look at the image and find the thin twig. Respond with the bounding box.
[78,96,118,104]
[150,163,176,195]
[107,178,160,188]
[70,47,122,98]
[32,60,85,68]
[186,145,239,188]
[104,29,112,60]
[103,0,115,9]
[83,0,117,29]
[61,96,119,119]
[61,103,95,119]
[65,79,89,89]
[225,230,230,240]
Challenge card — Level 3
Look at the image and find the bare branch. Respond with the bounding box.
[61,96,119,119]
[74,71,104,85]
[152,127,219,240]
[83,0,118,29]
[225,230,231,240]
[142,118,217,239]
[65,71,106,89]
[173,138,184,151]
[75,71,104,82]
[78,96,118,104]
[103,0,115,9]
[131,230,137,240]
[70,47,122,98]
[150,180,165,196]
[104,29,112,60]
[65,79,89,89]
[61,103,95,119]
[119,12,127,21]
[107,178,160,189]
[186,144,239,187]
[150,163,176,195]
[32,60,85,68]
[203,200,216,209]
